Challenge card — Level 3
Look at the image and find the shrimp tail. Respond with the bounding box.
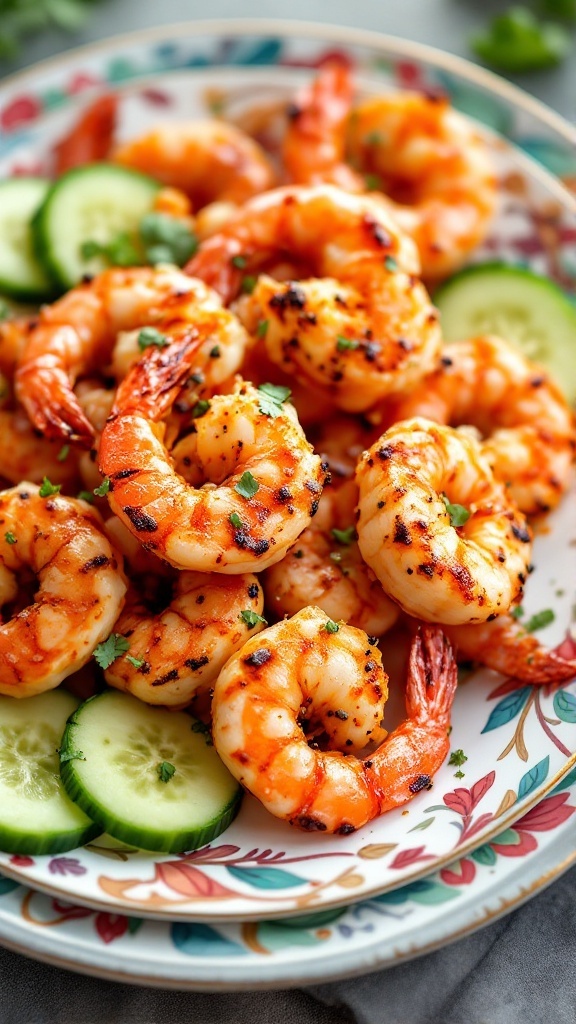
[445,618,576,685]
[16,362,96,447]
[113,330,202,419]
[407,625,458,724]
[54,93,118,174]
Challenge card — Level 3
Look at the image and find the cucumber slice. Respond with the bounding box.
[0,178,53,301]
[434,262,576,405]
[0,690,101,855]
[60,691,242,853]
[32,163,160,291]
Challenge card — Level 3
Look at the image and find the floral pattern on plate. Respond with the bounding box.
[0,25,575,922]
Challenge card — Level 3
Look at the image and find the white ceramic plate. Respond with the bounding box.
[1,765,575,989]
[0,21,575,925]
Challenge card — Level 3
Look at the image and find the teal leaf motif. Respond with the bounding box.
[127,917,143,935]
[254,920,325,952]
[471,844,498,866]
[553,690,576,724]
[171,922,246,956]
[408,816,435,833]
[481,688,531,733]
[373,879,458,906]
[553,764,576,793]
[490,827,521,846]
[276,908,346,929]
[226,866,306,890]
[0,875,20,896]
[518,756,550,800]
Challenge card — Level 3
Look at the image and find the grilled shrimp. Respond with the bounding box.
[355,418,533,625]
[446,615,576,685]
[187,184,441,411]
[14,267,248,446]
[0,484,127,697]
[113,120,276,206]
[212,610,457,833]
[346,92,497,278]
[264,479,399,636]
[386,336,575,516]
[99,335,327,571]
[105,570,266,706]
[282,63,361,190]
[53,93,118,173]
[0,408,81,489]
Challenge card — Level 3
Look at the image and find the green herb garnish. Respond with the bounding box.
[57,444,70,462]
[39,477,61,498]
[331,525,356,546]
[471,6,572,72]
[191,399,211,418]
[256,319,269,339]
[93,477,110,497]
[524,608,555,633]
[229,512,244,528]
[336,335,360,352]
[157,761,176,784]
[257,382,291,418]
[442,495,471,528]
[235,471,259,499]
[240,610,268,629]
[93,633,130,669]
[126,655,145,669]
[324,620,340,634]
[448,749,468,768]
[4,531,16,545]
[138,326,169,351]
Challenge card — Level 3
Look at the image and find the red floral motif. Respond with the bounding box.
[440,858,476,886]
[443,771,496,818]
[66,72,103,95]
[1,95,42,131]
[156,861,235,898]
[52,899,93,922]
[9,855,34,868]
[95,912,129,943]
[514,792,575,832]
[389,846,436,870]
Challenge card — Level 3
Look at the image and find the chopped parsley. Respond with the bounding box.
[448,749,468,768]
[364,173,382,191]
[524,608,555,633]
[126,655,145,669]
[256,319,269,339]
[511,605,525,620]
[57,444,70,462]
[93,477,110,497]
[77,490,95,504]
[138,326,169,351]
[471,6,572,72]
[191,399,211,418]
[324,620,340,634]
[257,382,291,418]
[39,477,61,498]
[240,610,268,629]
[229,512,244,529]
[331,525,356,546]
[336,335,360,352]
[442,495,471,528]
[139,212,198,265]
[241,275,258,294]
[454,770,466,780]
[384,255,398,272]
[93,633,130,669]
[156,761,176,784]
[235,471,259,499]
[209,345,221,359]
[4,531,16,545]
[231,254,248,269]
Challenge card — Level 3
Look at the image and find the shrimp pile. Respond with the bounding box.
[1,63,574,842]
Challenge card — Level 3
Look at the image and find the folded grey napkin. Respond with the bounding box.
[1,864,575,1024]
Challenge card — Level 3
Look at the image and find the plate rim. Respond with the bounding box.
[0,18,575,923]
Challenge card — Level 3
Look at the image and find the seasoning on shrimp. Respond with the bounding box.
[0,484,127,698]
[99,335,327,571]
[104,569,266,706]
[355,418,533,625]
[14,267,249,446]
[212,608,457,833]
[384,335,576,515]
[187,184,441,411]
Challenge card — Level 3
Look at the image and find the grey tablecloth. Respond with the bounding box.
[2,1,576,1021]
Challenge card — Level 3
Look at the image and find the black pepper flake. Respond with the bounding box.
[80,554,110,573]
[409,774,431,794]
[196,595,205,604]
[269,284,306,312]
[394,519,412,545]
[367,636,378,646]
[244,648,272,667]
[277,485,292,503]
[310,500,320,517]
[184,655,210,671]
[334,709,349,721]
[305,480,321,494]
[377,445,393,461]
[114,468,139,480]
[247,583,259,599]
[364,660,376,672]
[511,523,531,544]
[234,530,270,555]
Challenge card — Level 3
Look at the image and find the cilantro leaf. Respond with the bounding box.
[256,319,269,339]
[324,620,340,634]
[93,633,130,669]
[511,605,525,620]
[241,275,258,294]
[235,471,259,499]
[336,335,360,352]
[126,655,145,669]
[39,477,61,498]
[231,254,247,269]
[331,525,356,546]
[384,255,398,272]
[442,495,471,528]
[229,512,244,528]
[57,444,70,462]
[77,490,95,504]
[139,213,198,266]
[257,382,291,418]
[4,531,16,545]
[240,609,267,629]
[157,761,176,783]
[471,6,572,72]
[93,477,110,497]
[448,749,468,768]
[524,608,555,633]
[191,399,211,418]
[138,327,169,351]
